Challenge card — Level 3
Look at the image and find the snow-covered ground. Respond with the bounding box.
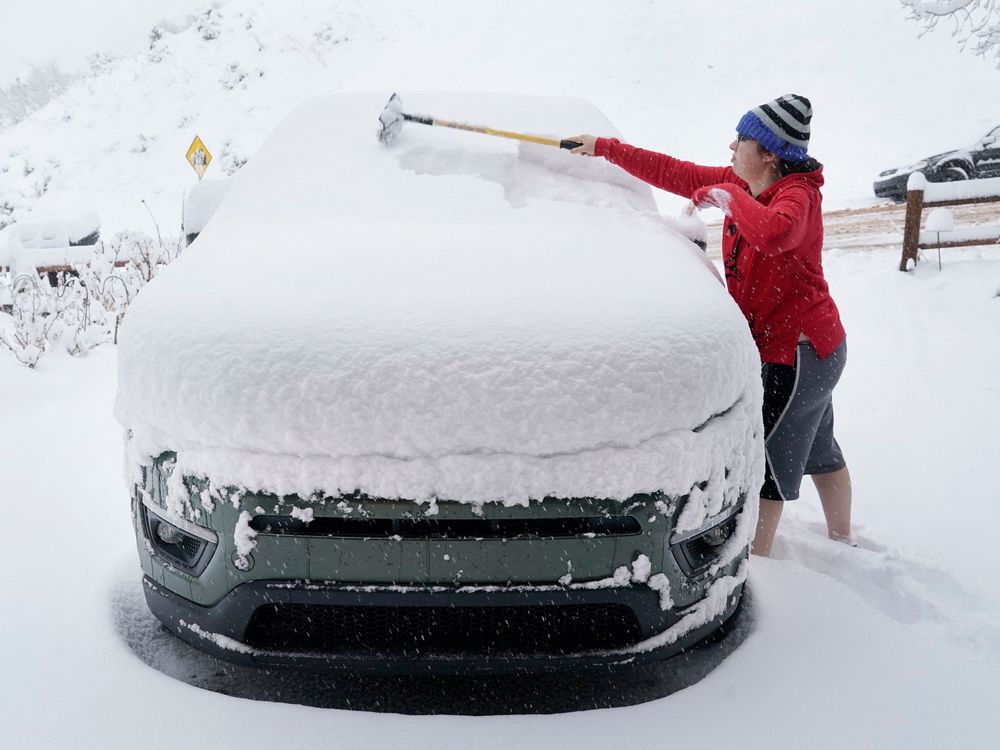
[3,1,1000,747]
[3,246,999,748]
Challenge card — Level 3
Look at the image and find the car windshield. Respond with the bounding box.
[114,92,753,490]
[206,92,659,238]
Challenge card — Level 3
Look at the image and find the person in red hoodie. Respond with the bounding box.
[569,94,852,556]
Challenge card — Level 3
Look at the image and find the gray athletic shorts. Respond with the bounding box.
[760,339,847,501]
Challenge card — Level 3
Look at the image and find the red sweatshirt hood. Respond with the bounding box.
[759,164,824,200]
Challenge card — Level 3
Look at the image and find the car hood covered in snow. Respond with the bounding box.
[115,92,762,507]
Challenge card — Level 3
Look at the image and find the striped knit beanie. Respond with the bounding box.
[736,94,812,163]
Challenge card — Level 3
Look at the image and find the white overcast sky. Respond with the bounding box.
[1,0,211,82]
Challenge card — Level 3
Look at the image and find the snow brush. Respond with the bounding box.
[377,93,583,150]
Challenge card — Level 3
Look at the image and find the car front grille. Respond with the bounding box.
[248,515,641,539]
[244,602,644,656]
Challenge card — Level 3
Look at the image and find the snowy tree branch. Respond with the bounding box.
[900,0,1000,66]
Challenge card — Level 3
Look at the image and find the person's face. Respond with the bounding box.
[729,135,776,185]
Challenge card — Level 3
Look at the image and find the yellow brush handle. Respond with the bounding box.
[432,118,563,148]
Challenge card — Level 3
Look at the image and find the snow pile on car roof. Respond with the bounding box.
[115,92,762,507]
[183,178,229,238]
[0,211,101,274]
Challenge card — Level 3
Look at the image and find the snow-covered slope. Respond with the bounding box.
[1,0,998,240]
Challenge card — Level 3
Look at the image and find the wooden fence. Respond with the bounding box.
[899,174,1000,271]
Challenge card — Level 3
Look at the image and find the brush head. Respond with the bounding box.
[377,93,404,145]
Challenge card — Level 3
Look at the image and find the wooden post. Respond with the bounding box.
[899,185,924,271]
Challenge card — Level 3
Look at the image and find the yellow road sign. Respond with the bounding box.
[186,135,212,179]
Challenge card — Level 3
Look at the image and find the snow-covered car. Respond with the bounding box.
[873,125,1000,201]
[182,178,229,246]
[115,92,764,673]
[0,212,100,285]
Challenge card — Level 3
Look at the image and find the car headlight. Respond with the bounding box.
[155,519,188,545]
[698,519,737,548]
[670,501,745,577]
[142,499,218,576]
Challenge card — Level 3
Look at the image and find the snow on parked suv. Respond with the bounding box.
[114,92,764,672]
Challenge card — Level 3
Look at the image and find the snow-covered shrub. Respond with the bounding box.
[0,153,59,231]
[0,200,16,232]
[130,134,157,154]
[87,52,119,76]
[220,62,263,91]
[45,275,112,356]
[0,275,56,367]
[0,231,183,368]
[112,230,183,286]
[313,22,351,50]
[75,230,184,341]
[219,141,249,175]
[197,8,223,41]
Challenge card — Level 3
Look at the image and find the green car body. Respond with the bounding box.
[132,451,748,672]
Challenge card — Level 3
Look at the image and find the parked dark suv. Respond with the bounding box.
[873,125,1000,201]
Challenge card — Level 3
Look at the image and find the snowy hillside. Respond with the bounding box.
[2,0,999,238]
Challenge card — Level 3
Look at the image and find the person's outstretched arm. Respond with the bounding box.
[568,135,735,199]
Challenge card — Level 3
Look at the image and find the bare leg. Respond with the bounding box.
[811,466,852,541]
[751,498,784,557]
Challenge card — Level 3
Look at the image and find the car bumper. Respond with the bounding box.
[143,574,747,674]
[873,173,910,201]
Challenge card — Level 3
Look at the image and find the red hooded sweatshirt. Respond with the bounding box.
[595,138,845,366]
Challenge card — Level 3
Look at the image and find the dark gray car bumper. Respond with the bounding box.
[143,574,747,674]
[873,173,910,201]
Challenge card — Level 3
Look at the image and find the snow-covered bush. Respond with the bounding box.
[0,152,60,231]
[197,8,224,41]
[0,270,109,365]
[220,62,263,91]
[45,275,112,357]
[74,230,184,342]
[0,231,183,368]
[218,141,249,175]
[0,275,59,367]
